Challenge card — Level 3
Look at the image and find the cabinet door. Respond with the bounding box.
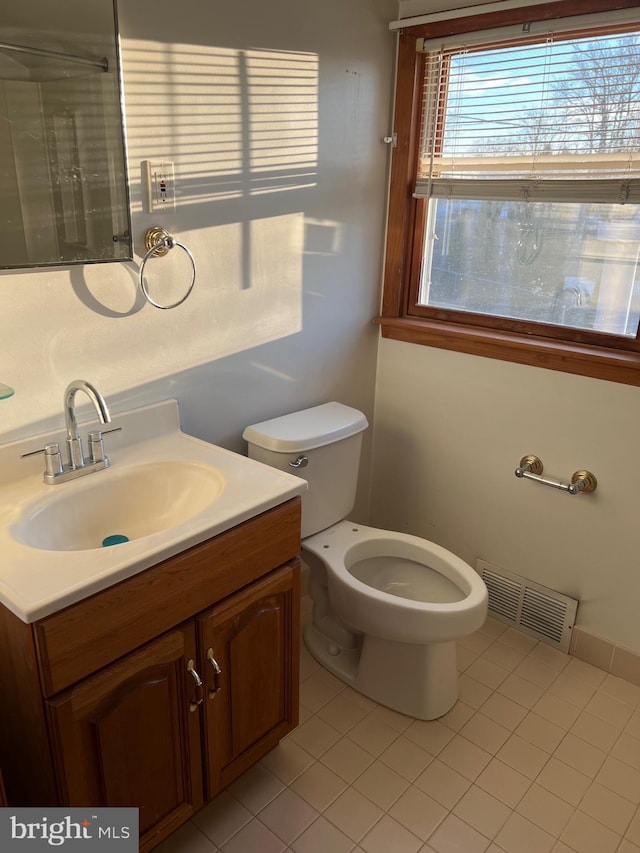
[45,625,203,852]
[199,561,300,797]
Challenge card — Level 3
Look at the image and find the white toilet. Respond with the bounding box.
[243,402,488,720]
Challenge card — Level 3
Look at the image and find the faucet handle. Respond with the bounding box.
[101,427,123,437]
[21,443,64,477]
[88,427,122,463]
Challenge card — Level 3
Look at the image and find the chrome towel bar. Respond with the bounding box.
[515,455,597,495]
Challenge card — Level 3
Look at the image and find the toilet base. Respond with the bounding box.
[304,623,359,688]
[303,623,459,720]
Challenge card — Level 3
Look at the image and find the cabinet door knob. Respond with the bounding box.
[187,658,204,712]
[206,648,222,698]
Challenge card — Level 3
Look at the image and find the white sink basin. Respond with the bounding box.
[0,399,306,623]
[12,460,225,552]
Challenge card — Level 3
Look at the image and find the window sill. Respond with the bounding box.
[375,315,640,386]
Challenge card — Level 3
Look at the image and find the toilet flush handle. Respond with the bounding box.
[289,455,309,469]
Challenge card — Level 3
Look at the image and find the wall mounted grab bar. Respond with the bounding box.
[514,455,597,495]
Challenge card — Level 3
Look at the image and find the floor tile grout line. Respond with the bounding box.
[296,654,640,831]
[160,617,640,853]
[207,729,640,852]
[294,676,640,845]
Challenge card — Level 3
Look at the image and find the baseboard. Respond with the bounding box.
[570,626,640,687]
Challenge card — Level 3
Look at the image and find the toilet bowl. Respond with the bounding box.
[302,520,487,719]
[243,402,488,720]
[304,520,487,644]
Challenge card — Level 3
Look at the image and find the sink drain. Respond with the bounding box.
[102,534,130,547]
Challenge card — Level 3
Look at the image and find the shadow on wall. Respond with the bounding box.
[53,42,343,335]
[123,42,333,265]
[0,23,384,442]
[369,418,428,536]
[0,334,330,449]
[56,42,327,316]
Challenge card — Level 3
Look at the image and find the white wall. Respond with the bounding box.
[371,338,640,651]
[0,0,396,517]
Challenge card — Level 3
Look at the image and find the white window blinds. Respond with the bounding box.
[415,21,640,204]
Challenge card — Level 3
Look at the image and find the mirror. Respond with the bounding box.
[0,0,131,269]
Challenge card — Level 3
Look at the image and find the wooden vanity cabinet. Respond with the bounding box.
[199,564,298,797]
[0,498,301,853]
[45,625,204,844]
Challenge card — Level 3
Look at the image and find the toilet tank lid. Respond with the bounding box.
[243,402,368,452]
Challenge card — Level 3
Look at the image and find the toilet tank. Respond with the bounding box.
[243,402,368,538]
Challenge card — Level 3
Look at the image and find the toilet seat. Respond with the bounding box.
[303,520,487,645]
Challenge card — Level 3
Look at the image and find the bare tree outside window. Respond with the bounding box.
[554,37,640,157]
[419,31,640,337]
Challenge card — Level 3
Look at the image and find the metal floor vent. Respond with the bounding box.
[476,560,578,653]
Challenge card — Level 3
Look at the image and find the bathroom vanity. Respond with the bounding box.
[0,400,306,851]
[0,499,301,851]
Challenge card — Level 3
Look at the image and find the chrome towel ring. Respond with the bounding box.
[139,226,196,309]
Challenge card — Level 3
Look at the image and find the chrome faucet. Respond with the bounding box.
[64,380,111,469]
[21,380,121,484]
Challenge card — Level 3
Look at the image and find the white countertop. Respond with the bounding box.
[0,400,306,623]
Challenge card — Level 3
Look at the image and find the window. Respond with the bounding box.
[379,0,640,385]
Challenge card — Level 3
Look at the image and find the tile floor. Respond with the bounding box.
[157,597,640,853]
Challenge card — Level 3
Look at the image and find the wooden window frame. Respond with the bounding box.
[376,0,640,386]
